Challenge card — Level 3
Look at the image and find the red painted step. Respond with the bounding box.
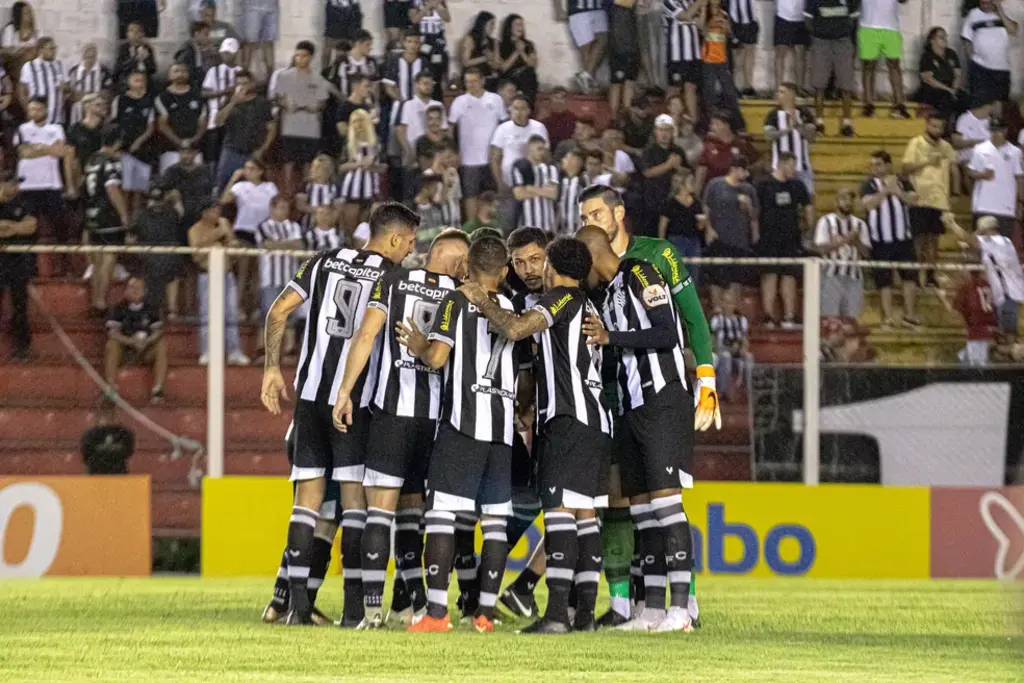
[693,446,751,481]
[0,450,288,482]
[154,489,200,531]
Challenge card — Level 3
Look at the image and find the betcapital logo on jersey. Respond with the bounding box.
[397,279,448,300]
[323,258,381,280]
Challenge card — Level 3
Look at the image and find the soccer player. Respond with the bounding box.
[331,228,470,629]
[260,202,419,626]
[577,183,719,628]
[397,236,526,633]
[83,124,130,314]
[460,237,611,634]
[577,225,696,632]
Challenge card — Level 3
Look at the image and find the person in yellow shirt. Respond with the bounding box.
[902,113,959,288]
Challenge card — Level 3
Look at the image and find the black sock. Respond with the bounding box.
[651,494,693,609]
[423,509,456,619]
[477,518,508,620]
[270,549,289,610]
[510,567,542,595]
[507,500,541,550]
[285,506,318,615]
[642,519,667,612]
[542,511,578,625]
[629,504,648,606]
[307,531,334,607]
[362,507,395,611]
[454,512,479,610]
[574,518,602,620]
[340,509,366,622]
[395,507,426,611]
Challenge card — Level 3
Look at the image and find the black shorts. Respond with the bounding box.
[234,231,258,247]
[705,240,756,288]
[117,0,159,39]
[968,63,1011,106]
[774,16,810,47]
[616,383,694,498]
[384,1,412,30]
[756,233,803,277]
[280,136,321,166]
[291,399,370,483]
[871,240,917,289]
[732,22,760,46]
[363,412,436,494]
[325,5,363,41]
[668,59,702,87]
[909,206,945,237]
[536,416,610,510]
[609,50,641,85]
[88,227,126,246]
[286,420,342,522]
[511,430,534,489]
[460,165,496,198]
[427,422,513,516]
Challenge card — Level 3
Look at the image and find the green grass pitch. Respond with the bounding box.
[0,577,1020,682]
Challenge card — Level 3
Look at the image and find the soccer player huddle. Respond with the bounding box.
[259,185,720,634]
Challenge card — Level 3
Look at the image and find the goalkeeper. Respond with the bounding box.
[577,184,720,629]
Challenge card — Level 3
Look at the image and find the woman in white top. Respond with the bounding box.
[339,108,384,237]
[220,157,278,320]
[0,2,39,73]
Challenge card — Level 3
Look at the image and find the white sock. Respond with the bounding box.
[610,595,630,619]
[688,594,699,619]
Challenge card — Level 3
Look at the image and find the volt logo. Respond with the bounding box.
[690,504,816,576]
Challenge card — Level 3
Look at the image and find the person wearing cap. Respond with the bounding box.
[639,114,688,236]
[966,118,1024,240]
[201,37,242,168]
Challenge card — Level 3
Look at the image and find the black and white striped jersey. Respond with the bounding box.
[429,290,527,445]
[557,174,585,237]
[368,267,458,418]
[67,63,113,125]
[288,249,395,406]
[764,106,815,173]
[414,0,447,47]
[382,54,424,104]
[255,218,303,290]
[569,0,605,14]
[201,63,241,129]
[860,176,914,244]
[531,286,612,433]
[301,182,341,230]
[20,58,68,125]
[727,0,757,24]
[303,226,345,252]
[512,158,559,232]
[709,312,749,348]
[339,142,381,201]
[331,56,380,100]
[813,211,870,279]
[600,259,687,413]
[663,0,702,63]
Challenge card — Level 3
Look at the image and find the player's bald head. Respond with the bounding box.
[428,228,470,257]
[575,225,615,257]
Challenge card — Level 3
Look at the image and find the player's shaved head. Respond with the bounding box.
[427,228,470,279]
[429,227,471,254]
[575,225,614,256]
[468,236,509,277]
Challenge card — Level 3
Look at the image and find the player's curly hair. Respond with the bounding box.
[368,201,420,237]
[545,237,592,282]
[468,236,509,276]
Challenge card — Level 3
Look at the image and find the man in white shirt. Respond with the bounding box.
[961,0,1018,109]
[448,66,506,226]
[967,119,1024,238]
[954,100,993,165]
[857,0,910,119]
[19,37,69,126]
[392,70,447,199]
[488,91,549,232]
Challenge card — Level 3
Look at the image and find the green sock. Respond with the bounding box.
[690,572,696,596]
[600,507,633,586]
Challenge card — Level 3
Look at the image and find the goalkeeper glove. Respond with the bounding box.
[694,364,722,432]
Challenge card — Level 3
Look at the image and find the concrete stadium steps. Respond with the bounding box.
[867,329,966,364]
[740,101,922,139]
[0,325,261,362]
[751,137,912,175]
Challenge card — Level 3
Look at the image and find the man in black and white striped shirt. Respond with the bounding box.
[303,205,345,251]
[814,187,871,319]
[68,44,113,126]
[558,149,586,236]
[333,228,468,629]
[512,135,559,231]
[201,38,242,167]
[663,0,702,121]
[256,196,304,328]
[860,150,921,328]
[763,83,817,195]
[708,289,752,400]
[19,37,69,126]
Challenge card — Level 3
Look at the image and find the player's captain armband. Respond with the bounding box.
[438,298,455,332]
[660,247,682,285]
[641,283,669,308]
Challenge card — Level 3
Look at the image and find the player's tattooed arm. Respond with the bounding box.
[461,283,549,342]
[261,288,304,415]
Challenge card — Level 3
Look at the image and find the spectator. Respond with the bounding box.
[449,66,505,224]
[81,405,135,475]
[254,196,303,360]
[198,1,240,65]
[351,202,375,248]
[709,289,752,401]
[541,86,577,152]
[460,11,499,90]
[339,108,384,236]
[82,123,129,316]
[0,2,39,74]
[607,0,641,122]
[413,171,446,256]
[699,0,742,127]
[754,151,812,328]
[583,149,604,185]
[104,276,167,404]
[640,114,688,235]
[0,177,36,361]
[658,167,707,284]
[65,94,107,203]
[394,71,446,194]
[160,143,214,243]
[764,82,816,195]
[215,69,275,192]
[558,149,587,236]
[555,0,607,93]
[696,110,759,191]
[19,37,68,126]
[497,78,517,117]
[382,30,424,197]
[553,115,600,161]
[620,93,655,155]
[666,96,704,167]
[961,0,1018,114]
[15,96,72,276]
[238,0,279,80]
[860,149,920,329]
[772,0,808,93]
[663,0,702,122]
[903,113,958,288]
[156,63,207,173]
[432,138,462,227]
[332,73,373,158]
[489,91,548,225]
[914,26,966,120]
[412,0,451,100]
[967,118,1024,238]
[187,201,249,366]
[188,0,221,22]
[111,70,157,219]
[512,135,559,232]
[384,0,414,44]
[117,0,165,40]
[174,21,212,87]
[275,41,330,196]
[113,21,157,90]
[129,184,188,318]
[954,99,992,195]
[67,43,113,126]
[727,0,759,97]
[304,203,345,250]
[201,38,242,169]
[953,270,996,366]
[323,0,364,70]
[461,190,498,234]
[296,154,341,230]
[498,14,539,106]
[220,157,278,319]
[595,128,636,190]
[813,187,871,320]
[328,29,379,103]
[805,0,857,137]
[702,154,758,313]
[858,0,910,119]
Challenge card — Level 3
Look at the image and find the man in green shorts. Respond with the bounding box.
[857,0,910,119]
[577,184,720,629]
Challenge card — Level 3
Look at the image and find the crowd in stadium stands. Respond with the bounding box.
[0,0,1023,386]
